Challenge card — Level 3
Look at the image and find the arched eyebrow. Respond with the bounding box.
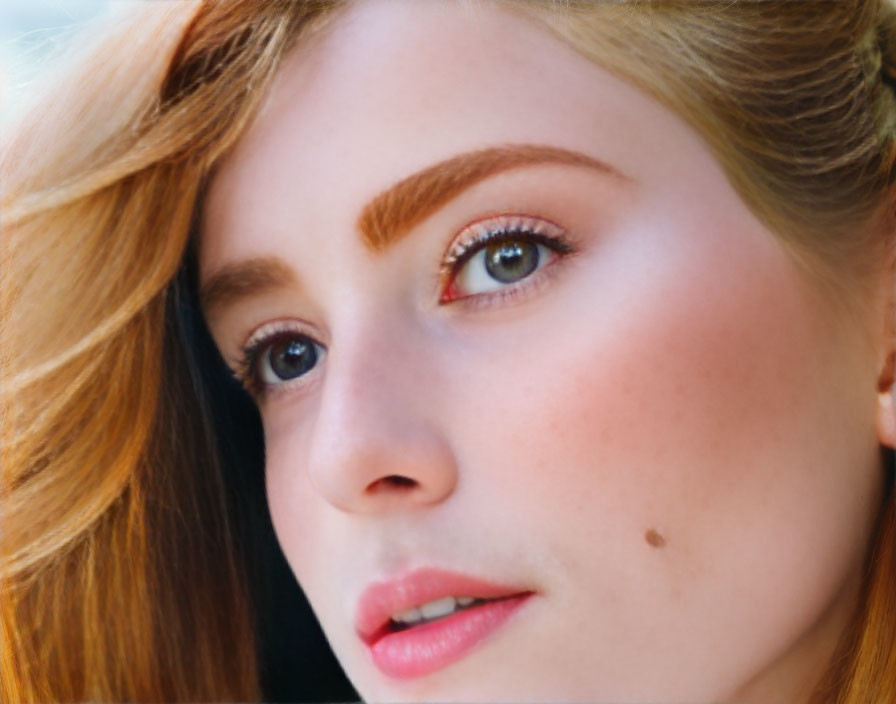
[201,143,627,319]
[357,143,627,251]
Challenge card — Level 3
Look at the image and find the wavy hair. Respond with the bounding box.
[2,1,895,701]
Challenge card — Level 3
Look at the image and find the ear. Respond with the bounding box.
[876,266,896,449]
[877,347,896,449]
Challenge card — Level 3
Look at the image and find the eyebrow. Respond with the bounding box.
[358,143,625,250]
[201,143,625,318]
[199,256,296,319]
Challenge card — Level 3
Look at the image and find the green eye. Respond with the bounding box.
[451,238,557,297]
[483,240,541,284]
[441,216,572,303]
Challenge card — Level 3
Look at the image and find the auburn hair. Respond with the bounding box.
[2,1,895,701]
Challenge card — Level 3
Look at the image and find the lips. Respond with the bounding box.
[354,566,533,645]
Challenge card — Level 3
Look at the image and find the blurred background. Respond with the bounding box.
[1,0,111,122]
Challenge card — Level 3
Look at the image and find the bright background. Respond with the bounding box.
[1,0,111,122]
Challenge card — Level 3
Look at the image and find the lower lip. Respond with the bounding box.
[365,594,532,679]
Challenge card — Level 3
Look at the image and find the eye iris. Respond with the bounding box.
[268,337,317,380]
[484,240,539,284]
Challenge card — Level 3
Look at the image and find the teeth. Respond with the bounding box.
[392,605,423,623]
[390,596,479,625]
[419,596,457,620]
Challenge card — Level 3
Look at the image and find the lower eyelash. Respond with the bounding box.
[447,251,570,310]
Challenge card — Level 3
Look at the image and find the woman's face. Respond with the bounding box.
[200,1,893,701]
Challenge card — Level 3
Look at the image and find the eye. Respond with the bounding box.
[258,334,321,384]
[441,215,572,302]
[454,239,555,294]
[235,323,326,398]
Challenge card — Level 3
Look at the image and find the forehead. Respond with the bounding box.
[199,0,714,275]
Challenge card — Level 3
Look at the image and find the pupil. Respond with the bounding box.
[484,240,539,283]
[269,337,317,380]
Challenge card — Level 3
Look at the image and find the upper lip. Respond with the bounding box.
[354,567,533,645]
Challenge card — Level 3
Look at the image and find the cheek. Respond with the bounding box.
[263,409,335,594]
[448,222,832,535]
[443,218,880,688]
[258,208,881,697]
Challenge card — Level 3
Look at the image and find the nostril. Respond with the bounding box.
[367,475,417,493]
[384,475,416,488]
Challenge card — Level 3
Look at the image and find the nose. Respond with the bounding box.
[305,321,458,515]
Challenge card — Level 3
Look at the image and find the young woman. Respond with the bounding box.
[2,1,895,702]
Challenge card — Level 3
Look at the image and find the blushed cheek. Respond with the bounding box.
[258,204,879,696]
[463,228,829,537]
[453,214,871,633]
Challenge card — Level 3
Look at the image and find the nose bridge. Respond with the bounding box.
[306,309,458,514]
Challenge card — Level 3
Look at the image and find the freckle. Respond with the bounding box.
[645,529,666,548]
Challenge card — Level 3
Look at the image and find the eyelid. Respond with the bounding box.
[442,213,568,269]
[242,318,321,351]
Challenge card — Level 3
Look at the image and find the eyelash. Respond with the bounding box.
[233,321,324,400]
[234,215,574,400]
[439,215,573,304]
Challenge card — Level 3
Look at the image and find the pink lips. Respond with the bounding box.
[355,567,534,679]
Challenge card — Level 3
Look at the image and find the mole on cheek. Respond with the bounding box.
[645,528,667,548]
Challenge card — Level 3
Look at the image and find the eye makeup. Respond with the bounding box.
[439,213,574,304]
[232,213,576,400]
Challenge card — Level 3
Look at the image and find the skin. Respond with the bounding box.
[199,1,896,701]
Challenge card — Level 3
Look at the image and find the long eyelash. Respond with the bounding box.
[232,328,309,400]
[233,338,267,398]
[444,227,571,273]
